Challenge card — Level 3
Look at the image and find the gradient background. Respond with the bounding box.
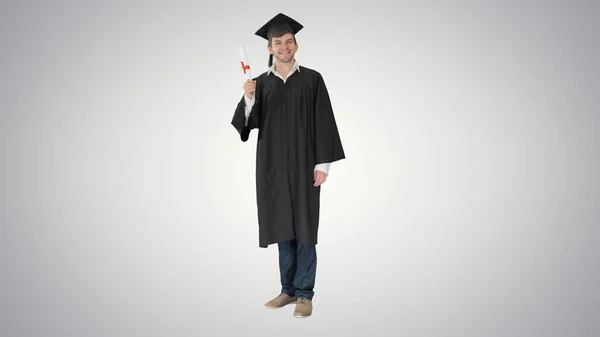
[1,0,599,336]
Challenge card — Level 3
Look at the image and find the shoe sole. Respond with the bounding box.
[294,314,311,318]
[265,301,297,309]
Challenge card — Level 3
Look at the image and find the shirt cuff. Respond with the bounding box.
[244,94,255,106]
[314,163,330,175]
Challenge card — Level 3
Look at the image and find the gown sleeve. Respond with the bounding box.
[231,77,262,142]
[314,73,346,163]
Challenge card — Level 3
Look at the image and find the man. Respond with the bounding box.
[231,13,345,318]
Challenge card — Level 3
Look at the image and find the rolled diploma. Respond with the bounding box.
[238,45,252,80]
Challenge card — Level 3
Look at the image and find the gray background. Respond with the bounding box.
[1,0,599,336]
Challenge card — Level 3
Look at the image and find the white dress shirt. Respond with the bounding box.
[244,60,331,175]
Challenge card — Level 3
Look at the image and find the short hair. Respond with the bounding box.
[268,31,297,47]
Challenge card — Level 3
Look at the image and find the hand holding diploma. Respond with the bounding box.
[243,78,256,99]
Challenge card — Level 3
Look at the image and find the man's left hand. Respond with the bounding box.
[313,170,327,187]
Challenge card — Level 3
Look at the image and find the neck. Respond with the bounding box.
[275,58,295,76]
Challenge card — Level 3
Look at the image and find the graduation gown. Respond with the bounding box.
[231,66,345,247]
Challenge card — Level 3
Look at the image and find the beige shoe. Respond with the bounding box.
[265,293,298,309]
[293,298,313,318]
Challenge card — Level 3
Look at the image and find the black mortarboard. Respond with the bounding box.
[255,13,303,67]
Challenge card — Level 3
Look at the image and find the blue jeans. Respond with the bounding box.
[278,239,317,300]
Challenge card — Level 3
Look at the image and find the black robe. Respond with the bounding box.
[231,66,345,248]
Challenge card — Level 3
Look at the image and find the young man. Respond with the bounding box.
[231,13,345,318]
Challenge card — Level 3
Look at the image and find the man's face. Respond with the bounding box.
[268,32,298,64]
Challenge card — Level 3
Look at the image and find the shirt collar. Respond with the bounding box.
[267,59,301,76]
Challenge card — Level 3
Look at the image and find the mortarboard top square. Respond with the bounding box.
[255,13,303,40]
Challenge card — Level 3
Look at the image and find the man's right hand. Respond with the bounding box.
[243,79,256,99]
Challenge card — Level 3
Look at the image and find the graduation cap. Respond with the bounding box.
[255,13,303,67]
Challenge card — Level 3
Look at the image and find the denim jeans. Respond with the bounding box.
[277,239,317,300]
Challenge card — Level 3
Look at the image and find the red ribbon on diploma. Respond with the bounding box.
[240,62,250,74]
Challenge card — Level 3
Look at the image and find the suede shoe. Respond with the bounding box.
[293,297,313,318]
[265,293,297,309]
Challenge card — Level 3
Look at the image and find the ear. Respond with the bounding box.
[267,45,273,54]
